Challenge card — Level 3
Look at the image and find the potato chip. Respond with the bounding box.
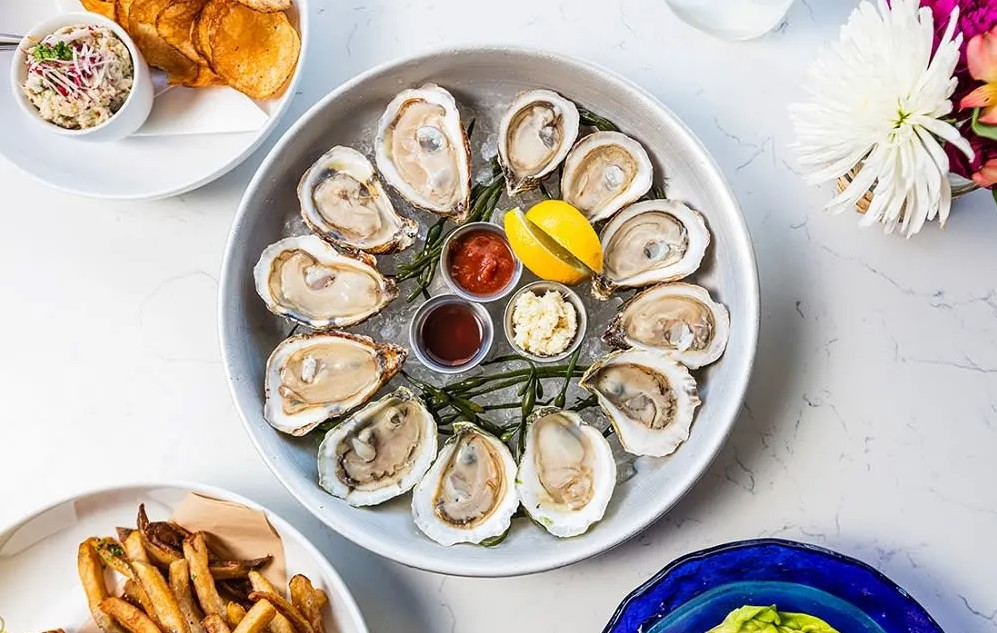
[194,0,231,65]
[129,0,201,85]
[156,0,224,86]
[232,0,291,12]
[114,0,134,27]
[208,3,300,100]
[81,0,117,21]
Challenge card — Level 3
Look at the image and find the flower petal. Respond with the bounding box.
[967,29,997,83]
[972,158,997,187]
[959,84,997,109]
[980,105,997,125]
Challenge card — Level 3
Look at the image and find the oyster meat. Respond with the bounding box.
[375,84,472,222]
[264,331,407,436]
[254,235,398,329]
[594,199,710,299]
[560,131,653,222]
[497,89,579,196]
[318,387,438,507]
[516,408,616,538]
[411,422,519,546]
[580,350,701,457]
[603,283,730,369]
[298,145,417,254]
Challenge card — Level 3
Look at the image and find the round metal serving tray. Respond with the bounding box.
[219,46,759,577]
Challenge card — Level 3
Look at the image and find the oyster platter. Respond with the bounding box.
[222,49,758,574]
[251,82,730,547]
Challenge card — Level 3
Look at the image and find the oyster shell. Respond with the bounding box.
[254,235,398,329]
[516,407,616,538]
[411,422,518,546]
[560,131,653,222]
[298,145,417,254]
[579,350,700,457]
[318,387,437,507]
[603,283,730,369]
[594,200,710,299]
[264,331,407,436]
[375,84,472,222]
[497,89,579,196]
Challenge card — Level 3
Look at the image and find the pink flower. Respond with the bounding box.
[960,26,997,122]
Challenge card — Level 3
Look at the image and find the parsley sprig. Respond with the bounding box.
[33,40,74,62]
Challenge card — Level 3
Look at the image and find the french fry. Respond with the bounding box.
[132,559,191,633]
[123,578,158,616]
[170,559,206,633]
[247,592,313,633]
[247,572,294,633]
[288,576,324,633]
[78,541,129,633]
[99,597,165,633]
[226,602,247,627]
[90,537,136,579]
[138,506,183,566]
[313,590,326,610]
[184,532,226,616]
[124,530,150,563]
[211,556,274,580]
[202,615,231,633]
[232,600,276,633]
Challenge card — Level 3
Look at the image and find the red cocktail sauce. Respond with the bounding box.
[448,229,516,296]
[420,302,483,366]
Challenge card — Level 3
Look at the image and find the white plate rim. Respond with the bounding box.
[0,479,369,633]
[219,44,761,577]
[0,0,310,201]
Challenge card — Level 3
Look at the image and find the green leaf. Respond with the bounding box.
[972,108,997,142]
[992,186,997,208]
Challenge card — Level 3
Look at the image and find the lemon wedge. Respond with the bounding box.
[525,199,604,274]
[504,207,594,286]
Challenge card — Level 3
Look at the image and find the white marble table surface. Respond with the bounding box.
[3,1,997,631]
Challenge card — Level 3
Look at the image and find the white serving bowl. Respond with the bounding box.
[0,481,368,633]
[9,12,153,142]
[220,47,759,577]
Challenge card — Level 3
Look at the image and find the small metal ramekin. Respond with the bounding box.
[409,294,495,374]
[503,281,588,364]
[439,221,523,303]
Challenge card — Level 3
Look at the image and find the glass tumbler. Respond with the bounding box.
[665,0,796,40]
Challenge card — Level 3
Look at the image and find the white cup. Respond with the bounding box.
[9,12,153,142]
[666,0,796,40]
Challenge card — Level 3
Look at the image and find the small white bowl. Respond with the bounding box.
[439,221,523,303]
[503,280,588,364]
[10,12,154,142]
[409,294,495,374]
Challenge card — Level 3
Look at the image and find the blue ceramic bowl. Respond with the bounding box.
[603,539,944,633]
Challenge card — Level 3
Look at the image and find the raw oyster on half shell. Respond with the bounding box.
[254,235,398,329]
[497,89,580,196]
[411,422,519,546]
[603,283,730,369]
[516,407,616,538]
[298,145,417,254]
[375,84,472,222]
[560,131,653,222]
[264,331,407,436]
[580,349,700,457]
[594,199,710,299]
[318,387,438,506]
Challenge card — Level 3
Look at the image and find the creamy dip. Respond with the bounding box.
[21,25,133,130]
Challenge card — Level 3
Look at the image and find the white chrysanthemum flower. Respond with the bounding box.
[790,0,974,237]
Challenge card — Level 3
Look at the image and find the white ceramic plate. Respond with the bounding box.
[0,0,308,200]
[0,482,368,633]
[219,47,760,577]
